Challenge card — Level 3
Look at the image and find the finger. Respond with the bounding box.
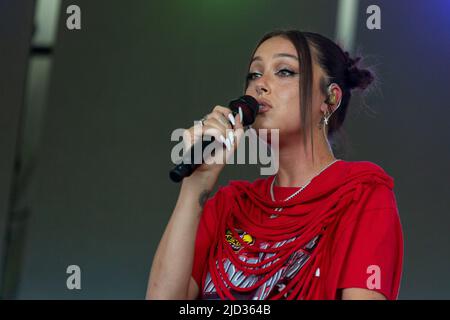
[227,130,235,146]
[227,113,236,126]
[203,126,229,150]
[223,129,239,159]
[209,112,232,129]
[232,110,245,150]
[234,107,244,129]
[213,105,232,114]
[182,128,193,150]
[204,119,233,151]
[212,106,235,126]
[183,125,205,150]
[204,117,229,135]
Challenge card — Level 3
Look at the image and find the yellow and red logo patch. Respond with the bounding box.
[225,229,254,251]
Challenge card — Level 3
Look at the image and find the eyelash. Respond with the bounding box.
[246,69,298,81]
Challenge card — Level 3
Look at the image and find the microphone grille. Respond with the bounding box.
[228,95,258,126]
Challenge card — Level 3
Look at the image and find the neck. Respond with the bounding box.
[275,131,336,188]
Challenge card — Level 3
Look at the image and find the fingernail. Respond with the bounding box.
[228,131,234,145]
[228,113,236,126]
[225,138,231,151]
[220,135,226,146]
[239,107,243,122]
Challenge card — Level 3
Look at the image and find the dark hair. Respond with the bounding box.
[244,30,375,160]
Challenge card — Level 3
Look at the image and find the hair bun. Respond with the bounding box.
[344,51,375,90]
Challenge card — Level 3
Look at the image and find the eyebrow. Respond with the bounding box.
[251,53,299,62]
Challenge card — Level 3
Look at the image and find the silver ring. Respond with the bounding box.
[199,116,207,127]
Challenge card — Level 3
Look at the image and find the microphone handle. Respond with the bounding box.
[169,137,216,183]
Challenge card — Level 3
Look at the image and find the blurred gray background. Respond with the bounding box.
[0,0,449,299]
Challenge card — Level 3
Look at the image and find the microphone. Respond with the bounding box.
[169,95,259,183]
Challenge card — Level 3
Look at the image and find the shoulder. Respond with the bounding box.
[344,160,398,210]
[347,160,395,190]
[336,162,402,239]
[346,160,390,176]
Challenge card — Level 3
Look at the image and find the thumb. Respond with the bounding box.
[233,110,246,149]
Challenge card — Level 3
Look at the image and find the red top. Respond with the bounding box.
[192,160,403,300]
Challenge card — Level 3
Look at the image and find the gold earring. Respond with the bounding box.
[327,93,337,105]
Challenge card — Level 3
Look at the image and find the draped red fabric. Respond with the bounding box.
[197,160,403,300]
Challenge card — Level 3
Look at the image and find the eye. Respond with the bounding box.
[246,72,261,81]
[277,68,297,77]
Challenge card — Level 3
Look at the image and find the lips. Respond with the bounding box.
[256,98,272,114]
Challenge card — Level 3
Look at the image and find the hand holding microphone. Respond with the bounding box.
[169,95,258,182]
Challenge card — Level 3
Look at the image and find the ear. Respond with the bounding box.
[321,83,343,113]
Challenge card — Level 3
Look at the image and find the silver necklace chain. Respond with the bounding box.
[269,159,341,215]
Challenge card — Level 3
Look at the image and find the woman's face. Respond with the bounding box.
[245,36,327,141]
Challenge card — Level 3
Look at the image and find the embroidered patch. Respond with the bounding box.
[225,229,254,251]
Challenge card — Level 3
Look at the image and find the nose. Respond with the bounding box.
[255,78,270,96]
[256,85,268,96]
